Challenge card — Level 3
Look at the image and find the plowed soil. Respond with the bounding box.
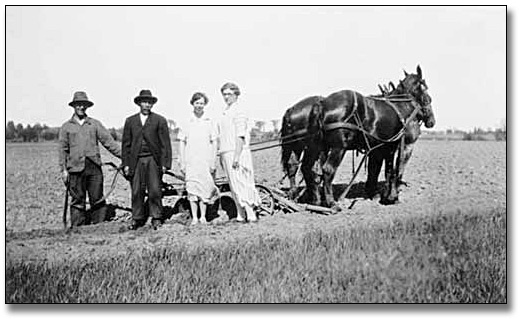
[5,140,506,265]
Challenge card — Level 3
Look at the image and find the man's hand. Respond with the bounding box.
[162,166,168,174]
[123,166,130,176]
[61,170,69,185]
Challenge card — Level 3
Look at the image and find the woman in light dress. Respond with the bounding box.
[179,92,218,225]
[217,82,260,223]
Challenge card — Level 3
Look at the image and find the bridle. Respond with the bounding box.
[396,76,432,123]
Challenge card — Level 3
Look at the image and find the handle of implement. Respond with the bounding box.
[63,175,70,229]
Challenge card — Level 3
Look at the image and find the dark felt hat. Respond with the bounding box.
[134,89,158,105]
[69,91,93,107]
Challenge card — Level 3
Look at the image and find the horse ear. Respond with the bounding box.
[403,69,409,77]
[389,82,396,90]
[378,84,385,95]
[417,65,423,78]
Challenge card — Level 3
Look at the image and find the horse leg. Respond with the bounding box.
[300,147,321,206]
[366,150,384,200]
[398,144,414,188]
[381,147,399,205]
[322,148,346,207]
[282,145,302,199]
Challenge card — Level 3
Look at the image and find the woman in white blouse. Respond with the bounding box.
[217,82,260,223]
[179,92,218,225]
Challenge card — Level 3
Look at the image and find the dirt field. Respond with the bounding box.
[5,140,506,265]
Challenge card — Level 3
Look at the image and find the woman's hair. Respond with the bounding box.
[220,82,241,96]
[190,92,209,105]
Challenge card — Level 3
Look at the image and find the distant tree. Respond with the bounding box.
[20,124,32,142]
[6,121,16,140]
[254,120,265,132]
[473,127,485,135]
[495,118,507,141]
[15,123,24,139]
[41,127,59,141]
[33,123,43,142]
[271,119,281,134]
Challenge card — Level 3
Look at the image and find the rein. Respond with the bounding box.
[250,126,321,152]
[323,93,420,146]
[253,92,422,153]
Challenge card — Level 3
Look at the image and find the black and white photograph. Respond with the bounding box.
[3,3,510,306]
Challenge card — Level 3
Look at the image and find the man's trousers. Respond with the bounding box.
[131,155,163,224]
[69,158,107,226]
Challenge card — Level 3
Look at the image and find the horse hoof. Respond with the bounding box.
[380,198,398,205]
[331,204,342,212]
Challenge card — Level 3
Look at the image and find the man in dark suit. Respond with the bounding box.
[122,89,172,230]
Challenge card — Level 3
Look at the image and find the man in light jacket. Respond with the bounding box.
[58,91,121,227]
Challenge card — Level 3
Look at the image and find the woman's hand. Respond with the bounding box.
[61,170,69,185]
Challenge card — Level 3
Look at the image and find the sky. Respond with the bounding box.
[4,5,506,132]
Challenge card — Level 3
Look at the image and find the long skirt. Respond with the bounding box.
[185,159,218,203]
[220,150,260,208]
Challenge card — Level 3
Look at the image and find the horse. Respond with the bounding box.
[390,91,435,187]
[280,65,434,207]
[377,76,435,187]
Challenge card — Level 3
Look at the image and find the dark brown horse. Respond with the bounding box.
[390,91,434,187]
[280,65,434,207]
[377,72,435,187]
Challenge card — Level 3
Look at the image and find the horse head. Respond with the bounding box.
[418,91,435,128]
[395,65,429,103]
[394,65,435,128]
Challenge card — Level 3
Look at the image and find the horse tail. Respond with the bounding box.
[280,109,292,173]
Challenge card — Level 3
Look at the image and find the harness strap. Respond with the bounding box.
[323,93,422,146]
[279,128,309,141]
[323,122,403,144]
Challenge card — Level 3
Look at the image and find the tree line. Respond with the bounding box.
[6,119,506,143]
[5,119,283,143]
[6,121,58,142]
[5,121,123,143]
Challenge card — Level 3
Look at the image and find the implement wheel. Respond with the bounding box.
[255,184,275,216]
